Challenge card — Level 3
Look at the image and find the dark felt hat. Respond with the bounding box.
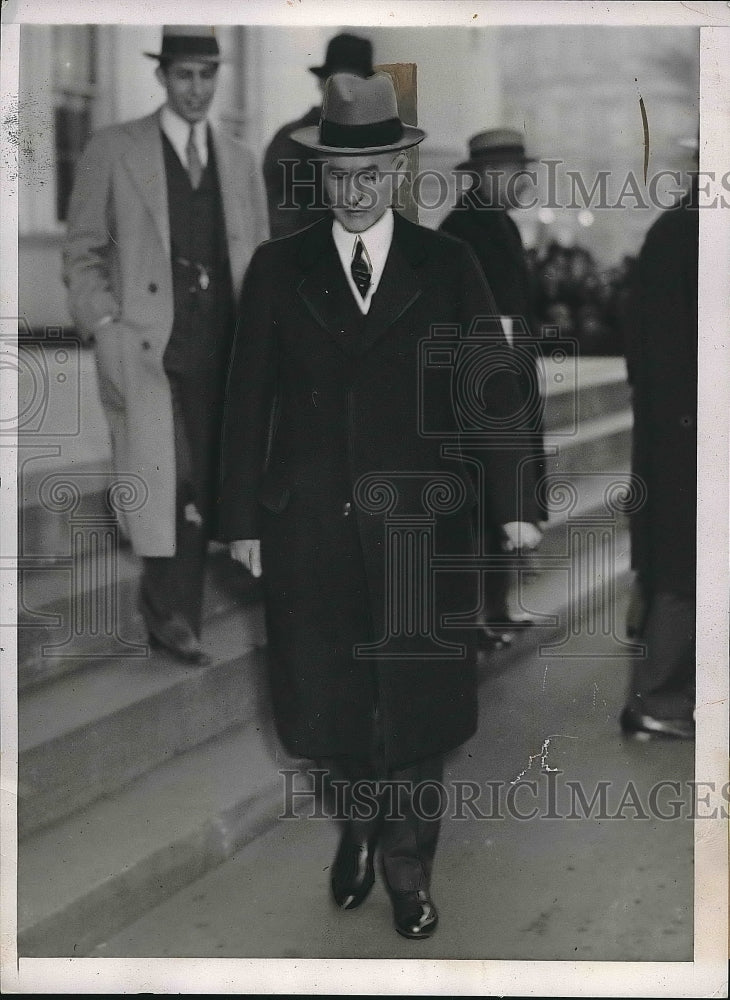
[144,25,223,63]
[309,32,374,79]
[456,128,535,171]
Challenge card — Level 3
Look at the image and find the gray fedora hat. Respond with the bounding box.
[144,25,223,63]
[291,72,426,155]
[456,128,535,171]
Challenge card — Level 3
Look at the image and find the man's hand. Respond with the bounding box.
[500,521,543,552]
[230,539,262,577]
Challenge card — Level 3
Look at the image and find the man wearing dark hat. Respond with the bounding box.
[220,74,539,939]
[63,26,268,664]
[262,32,374,238]
[441,129,546,647]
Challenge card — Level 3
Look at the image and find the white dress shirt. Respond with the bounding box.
[332,208,394,315]
[160,104,209,170]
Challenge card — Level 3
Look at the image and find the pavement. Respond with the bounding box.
[91,588,695,962]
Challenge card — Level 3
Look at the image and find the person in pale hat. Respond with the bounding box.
[221,73,539,939]
[63,26,268,664]
[441,128,545,650]
[263,32,375,239]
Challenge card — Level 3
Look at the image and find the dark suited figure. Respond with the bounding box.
[63,27,267,663]
[620,176,698,739]
[220,74,539,939]
[262,33,374,239]
[441,129,545,648]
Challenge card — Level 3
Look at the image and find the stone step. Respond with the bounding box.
[544,409,631,478]
[18,717,298,958]
[16,547,261,691]
[18,603,267,838]
[17,351,630,559]
[17,519,634,957]
[17,457,632,698]
[541,354,630,431]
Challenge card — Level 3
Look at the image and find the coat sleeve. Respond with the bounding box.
[62,130,121,338]
[218,243,279,540]
[456,240,540,526]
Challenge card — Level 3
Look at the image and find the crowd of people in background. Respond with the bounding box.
[525,241,635,357]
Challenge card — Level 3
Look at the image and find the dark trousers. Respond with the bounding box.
[627,590,695,719]
[140,372,219,637]
[324,754,444,894]
[141,516,208,637]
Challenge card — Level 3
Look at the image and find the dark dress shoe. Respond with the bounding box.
[331,827,377,910]
[620,705,695,741]
[148,616,211,666]
[391,889,439,939]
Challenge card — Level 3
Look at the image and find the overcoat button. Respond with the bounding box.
[142,340,151,350]
[343,501,352,516]
[148,282,158,293]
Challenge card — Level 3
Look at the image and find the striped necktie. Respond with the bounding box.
[186,125,203,190]
[351,237,372,299]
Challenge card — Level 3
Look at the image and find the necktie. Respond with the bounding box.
[186,125,203,190]
[351,237,372,299]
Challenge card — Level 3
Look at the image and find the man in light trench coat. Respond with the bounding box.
[219,72,541,939]
[63,26,268,663]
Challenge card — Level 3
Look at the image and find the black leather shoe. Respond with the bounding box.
[620,705,695,741]
[148,615,211,666]
[391,889,439,939]
[331,826,377,910]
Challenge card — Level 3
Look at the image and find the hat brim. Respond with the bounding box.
[290,123,426,155]
[144,52,224,63]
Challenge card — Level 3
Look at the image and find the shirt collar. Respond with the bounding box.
[332,208,394,274]
[331,208,395,314]
[160,104,209,167]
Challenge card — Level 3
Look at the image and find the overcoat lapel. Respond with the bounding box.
[296,212,425,356]
[358,232,422,354]
[296,222,362,353]
[120,111,170,259]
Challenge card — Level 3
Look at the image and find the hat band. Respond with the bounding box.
[319,117,403,149]
[160,36,220,59]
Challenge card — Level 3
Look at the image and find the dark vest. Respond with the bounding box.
[161,128,234,377]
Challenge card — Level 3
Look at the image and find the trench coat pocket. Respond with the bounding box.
[257,479,291,514]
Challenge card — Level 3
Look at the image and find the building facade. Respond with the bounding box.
[18,24,698,332]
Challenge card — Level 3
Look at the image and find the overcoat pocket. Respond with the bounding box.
[258,479,291,514]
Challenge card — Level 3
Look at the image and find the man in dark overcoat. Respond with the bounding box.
[440,129,545,646]
[262,33,374,238]
[220,73,539,939]
[621,175,698,739]
[63,26,268,663]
